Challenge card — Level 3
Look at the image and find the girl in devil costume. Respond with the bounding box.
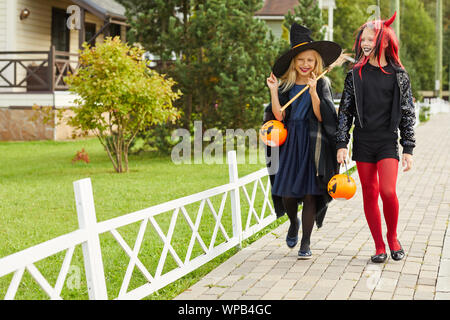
[337,12,416,263]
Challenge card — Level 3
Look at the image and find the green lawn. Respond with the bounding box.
[0,138,286,300]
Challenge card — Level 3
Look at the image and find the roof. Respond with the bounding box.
[71,0,127,21]
[255,0,300,17]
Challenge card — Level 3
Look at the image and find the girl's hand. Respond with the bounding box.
[402,153,413,172]
[337,148,348,165]
[266,72,279,92]
[308,72,317,94]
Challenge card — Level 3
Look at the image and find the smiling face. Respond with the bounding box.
[294,50,316,77]
[360,27,376,57]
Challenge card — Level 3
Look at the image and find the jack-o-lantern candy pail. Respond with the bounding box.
[260,120,287,147]
[327,173,356,200]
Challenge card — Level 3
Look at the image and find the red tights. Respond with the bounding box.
[356,159,401,254]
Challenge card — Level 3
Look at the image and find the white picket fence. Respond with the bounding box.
[0,151,278,300]
[416,97,450,117]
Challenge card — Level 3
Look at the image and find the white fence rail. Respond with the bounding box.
[0,151,277,300]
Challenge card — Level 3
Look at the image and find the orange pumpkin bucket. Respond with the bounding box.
[328,161,356,200]
[260,120,288,147]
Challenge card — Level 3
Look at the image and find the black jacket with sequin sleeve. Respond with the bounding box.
[336,68,416,155]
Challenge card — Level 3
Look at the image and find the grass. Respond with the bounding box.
[0,138,287,300]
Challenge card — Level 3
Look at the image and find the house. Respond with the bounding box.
[255,0,299,39]
[255,0,336,40]
[0,0,127,140]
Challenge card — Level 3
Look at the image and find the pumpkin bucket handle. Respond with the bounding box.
[344,160,350,182]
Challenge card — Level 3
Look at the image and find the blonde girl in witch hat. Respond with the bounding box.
[337,12,416,263]
[265,23,341,258]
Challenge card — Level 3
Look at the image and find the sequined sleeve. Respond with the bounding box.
[398,72,416,154]
[336,71,356,149]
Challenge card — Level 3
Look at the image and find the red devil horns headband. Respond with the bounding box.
[384,11,396,27]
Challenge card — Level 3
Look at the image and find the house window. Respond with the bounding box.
[110,24,121,39]
[51,7,70,53]
[85,22,97,46]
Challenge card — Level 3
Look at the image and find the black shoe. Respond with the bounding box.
[298,249,312,259]
[298,241,312,259]
[371,253,388,263]
[390,241,405,261]
[286,218,300,248]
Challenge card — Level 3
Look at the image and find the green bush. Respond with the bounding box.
[64,37,181,172]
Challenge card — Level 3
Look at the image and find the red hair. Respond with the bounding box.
[353,12,404,79]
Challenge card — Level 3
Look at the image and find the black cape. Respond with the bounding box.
[263,78,339,228]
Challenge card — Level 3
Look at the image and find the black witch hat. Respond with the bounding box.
[272,23,342,78]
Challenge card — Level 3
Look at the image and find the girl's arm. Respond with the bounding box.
[398,72,416,155]
[308,72,322,122]
[270,89,285,121]
[336,71,356,164]
[336,70,356,149]
[267,73,284,121]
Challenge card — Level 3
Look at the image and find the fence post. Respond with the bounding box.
[48,46,55,92]
[73,178,108,300]
[227,151,242,249]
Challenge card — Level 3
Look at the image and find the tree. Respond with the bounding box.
[119,0,284,134]
[65,37,181,172]
[282,0,348,95]
[282,0,325,41]
[400,0,437,96]
[182,0,284,130]
[326,0,374,94]
[423,0,450,92]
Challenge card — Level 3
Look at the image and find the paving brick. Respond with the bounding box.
[413,292,435,300]
[261,291,284,300]
[349,291,372,300]
[393,295,412,300]
[436,277,450,292]
[394,287,415,297]
[218,291,242,300]
[284,290,308,300]
[326,288,352,300]
[435,292,450,300]
[402,262,421,275]
[304,287,332,300]
[417,277,436,286]
[371,291,393,300]
[245,286,269,296]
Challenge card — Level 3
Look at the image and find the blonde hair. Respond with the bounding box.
[279,49,324,93]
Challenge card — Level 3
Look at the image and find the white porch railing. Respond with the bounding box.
[0,151,277,300]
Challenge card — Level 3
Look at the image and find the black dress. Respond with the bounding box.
[272,84,323,198]
[264,78,339,227]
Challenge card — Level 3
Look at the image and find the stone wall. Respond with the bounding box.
[0,107,55,140]
[0,107,87,141]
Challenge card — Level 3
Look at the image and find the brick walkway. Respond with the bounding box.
[175,113,450,300]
